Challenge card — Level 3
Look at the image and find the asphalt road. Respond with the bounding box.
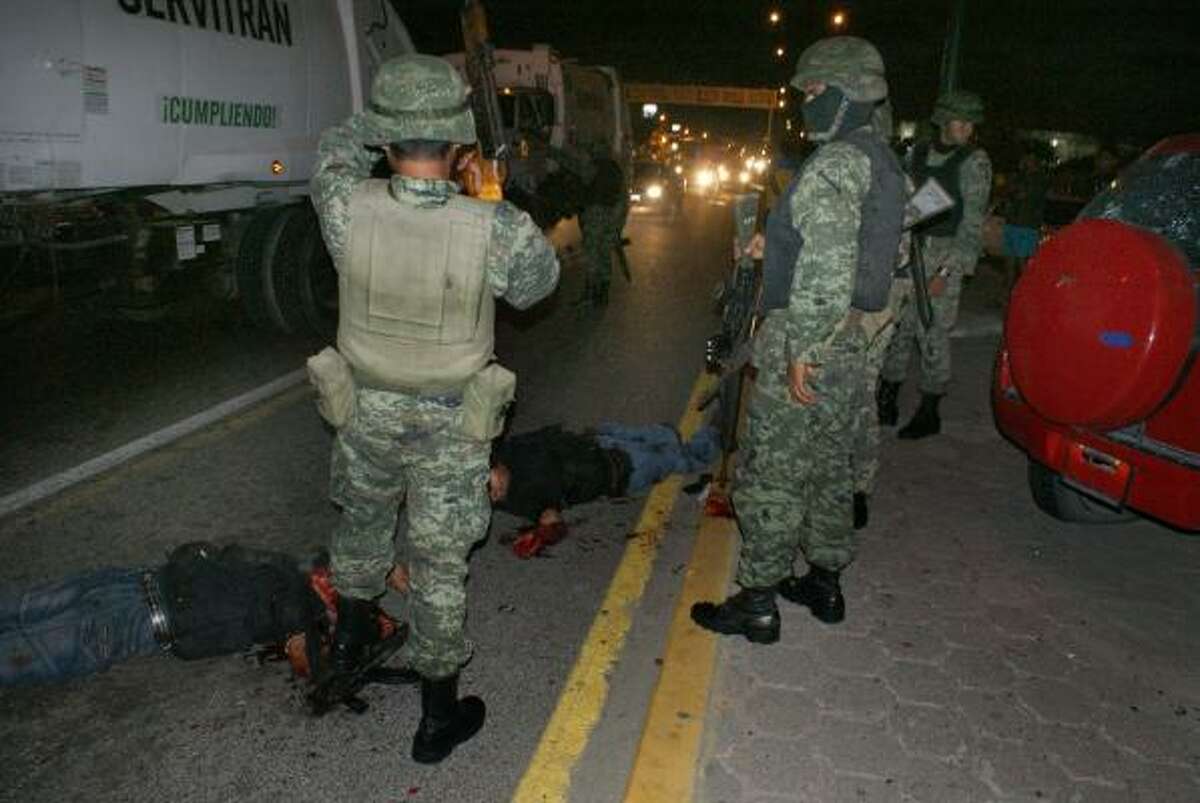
[2,194,1197,803]
[0,195,734,802]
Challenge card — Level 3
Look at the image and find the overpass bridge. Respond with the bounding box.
[625,83,783,111]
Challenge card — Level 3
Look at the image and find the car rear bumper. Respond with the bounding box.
[993,349,1200,531]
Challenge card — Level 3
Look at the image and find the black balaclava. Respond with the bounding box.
[803,85,876,141]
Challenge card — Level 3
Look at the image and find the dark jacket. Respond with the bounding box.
[493,425,630,521]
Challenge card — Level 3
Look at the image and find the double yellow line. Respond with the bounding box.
[513,371,739,802]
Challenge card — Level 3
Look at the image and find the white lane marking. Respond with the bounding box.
[0,369,308,518]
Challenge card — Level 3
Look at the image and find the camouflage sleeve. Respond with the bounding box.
[486,201,561,310]
[783,142,872,365]
[310,114,380,268]
[949,149,993,274]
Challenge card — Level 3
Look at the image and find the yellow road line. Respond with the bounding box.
[512,371,715,803]
[623,506,738,802]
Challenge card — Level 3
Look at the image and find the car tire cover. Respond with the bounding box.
[1006,218,1197,428]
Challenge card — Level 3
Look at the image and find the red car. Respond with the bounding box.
[993,135,1200,530]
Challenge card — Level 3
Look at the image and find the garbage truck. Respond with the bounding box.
[0,0,416,336]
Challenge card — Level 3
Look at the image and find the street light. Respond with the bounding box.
[768,9,781,25]
[831,10,847,29]
[775,46,785,58]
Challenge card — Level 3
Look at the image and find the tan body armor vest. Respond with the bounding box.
[338,180,497,393]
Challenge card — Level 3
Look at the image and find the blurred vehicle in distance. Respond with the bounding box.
[629,160,685,218]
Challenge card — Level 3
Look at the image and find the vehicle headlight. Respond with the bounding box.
[738,170,751,184]
[753,158,769,174]
[717,164,730,182]
[646,183,664,200]
[744,157,756,170]
[696,169,715,188]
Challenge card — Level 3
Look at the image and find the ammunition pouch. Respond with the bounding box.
[458,362,516,441]
[306,347,356,429]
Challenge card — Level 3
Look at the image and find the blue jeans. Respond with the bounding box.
[595,423,720,494]
[0,568,160,686]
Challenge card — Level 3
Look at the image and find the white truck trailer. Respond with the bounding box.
[0,0,415,335]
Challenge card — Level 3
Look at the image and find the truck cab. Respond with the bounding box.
[993,135,1200,530]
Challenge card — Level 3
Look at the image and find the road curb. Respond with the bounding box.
[623,505,738,802]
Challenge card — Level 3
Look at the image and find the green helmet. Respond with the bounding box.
[361,55,476,147]
[790,36,887,102]
[931,90,984,125]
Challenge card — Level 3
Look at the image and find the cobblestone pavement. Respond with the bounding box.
[696,332,1200,802]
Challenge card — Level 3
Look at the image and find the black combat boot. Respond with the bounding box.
[777,565,845,624]
[876,379,901,426]
[853,492,869,530]
[898,393,943,440]
[331,595,377,673]
[411,674,487,764]
[690,587,780,644]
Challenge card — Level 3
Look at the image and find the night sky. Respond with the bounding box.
[399,0,1200,146]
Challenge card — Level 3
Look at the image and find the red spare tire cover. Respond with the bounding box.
[1006,217,1197,429]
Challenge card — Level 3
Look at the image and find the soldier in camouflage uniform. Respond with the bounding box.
[850,101,912,530]
[692,37,903,643]
[576,141,629,307]
[310,55,559,763]
[878,91,992,439]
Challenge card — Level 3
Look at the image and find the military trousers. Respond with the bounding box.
[732,332,865,587]
[329,387,490,678]
[881,240,964,396]
[579,202,624,300]
[853,277,911,494]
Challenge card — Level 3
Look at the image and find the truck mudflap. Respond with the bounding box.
[994,349,1200,531]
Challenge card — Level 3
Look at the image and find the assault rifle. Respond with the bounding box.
[700,192,761,486]
[307,627,413,716]
[459,1,507,200]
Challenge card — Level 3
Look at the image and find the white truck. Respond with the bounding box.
[0,0,415,336]
[444,45,634,228]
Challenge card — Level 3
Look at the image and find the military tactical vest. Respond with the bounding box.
[910,142,978,237]
[760,127,906,314]
[339,180,497,393]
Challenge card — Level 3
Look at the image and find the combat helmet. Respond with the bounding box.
[362,54,477,146]
[790,36,887,102]
[931,90,984,125]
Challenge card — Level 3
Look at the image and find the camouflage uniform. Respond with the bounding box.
[733,140,871,583]
[881,95,992,397]
[311,58,559,678]
[853,276,910,494]
[693,37,899,643]
[578,148,628,306]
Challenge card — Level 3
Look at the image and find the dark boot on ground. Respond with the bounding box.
[690,587,780,644]
[853,492,869,530]
[876,379,901,426]
[411,674,487,764]
[331,595,378,673]
[898,393,943,440]
[777,565,845,624]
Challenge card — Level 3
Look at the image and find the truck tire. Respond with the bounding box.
[235,208,285,328]
[1026,460,1135,525]
[258,206,309,334]
[270,205,338,341]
